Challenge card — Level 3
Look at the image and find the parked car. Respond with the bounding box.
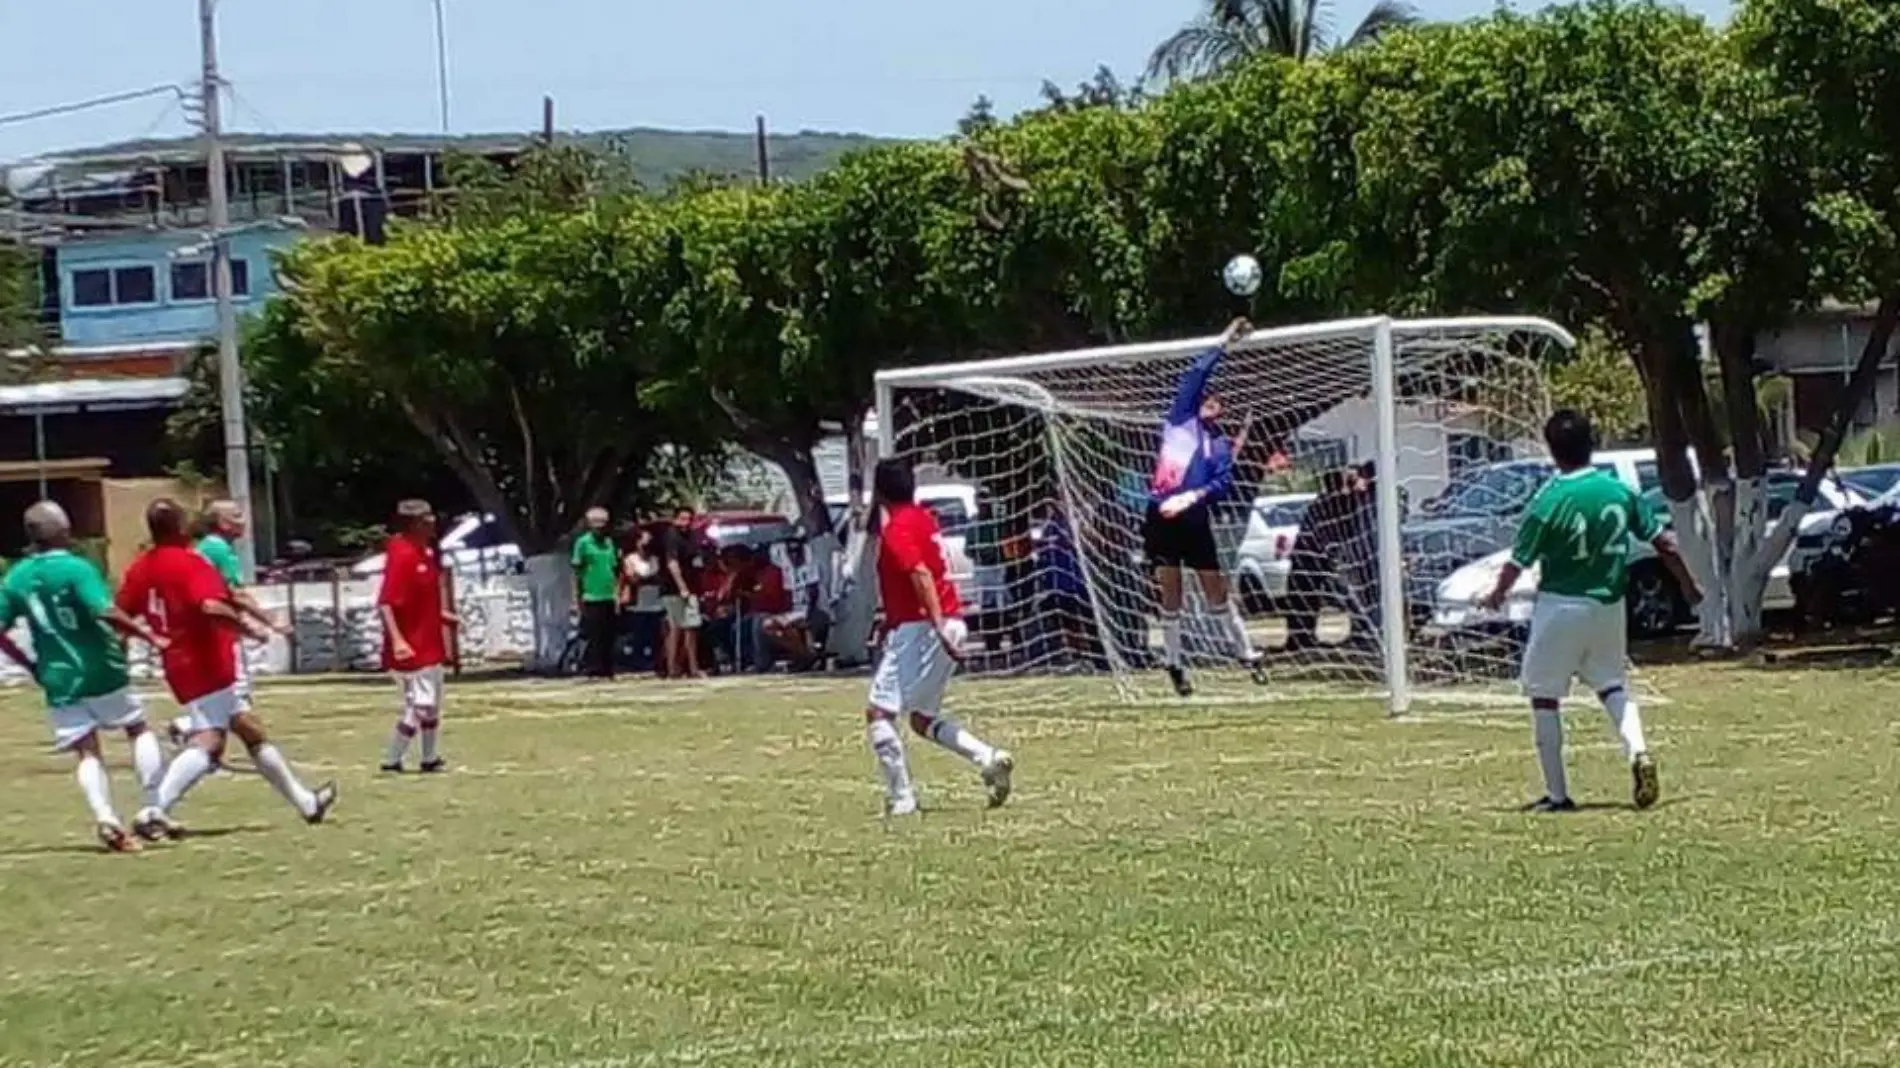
[1235,492,1316,612]
[350,512,521,579]
[1434,469,1863,637]
[1838,462,1900,500]
[1403,448,1663,619]
[1791,482,1900,625]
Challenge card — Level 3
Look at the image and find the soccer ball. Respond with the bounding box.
[1222,254,1263,297]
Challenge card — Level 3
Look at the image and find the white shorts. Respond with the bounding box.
[868,621,956,716]
[398,665,446,711]
[47,689,146,751]
[1520,595,1629,700]
[177,686,245,734]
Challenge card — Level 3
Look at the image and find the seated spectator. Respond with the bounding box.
[764,539,829,670]
[706,546,788,673]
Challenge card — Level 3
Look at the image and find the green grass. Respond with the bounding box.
[2,661,1899,1067]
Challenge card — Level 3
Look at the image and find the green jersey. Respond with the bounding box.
[1511,468,1660,604]
[571,531,621,604]
[196,533,243,587]
[0,550,130,706]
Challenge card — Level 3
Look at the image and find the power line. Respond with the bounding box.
[0,84,189,130]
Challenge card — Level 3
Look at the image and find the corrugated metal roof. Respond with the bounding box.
[0,376,189,413]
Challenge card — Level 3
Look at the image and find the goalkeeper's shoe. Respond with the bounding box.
[1165,665,1194,698]
[887,791,919,818]
[1522,796,1577,814]
[1246,656,1270,686]
[981,751,1014,809]
[1631,753,1660,810]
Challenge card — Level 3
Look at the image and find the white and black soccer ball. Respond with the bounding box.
[1222,253,1263,297]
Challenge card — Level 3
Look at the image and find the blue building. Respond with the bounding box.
[54,226,289,348]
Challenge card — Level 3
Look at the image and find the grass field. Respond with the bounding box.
[2,659,1899,1067]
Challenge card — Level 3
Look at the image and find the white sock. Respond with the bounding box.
[865,717,914,803]
[251,743,318,818]
[156,746,214,813]
[1533,704,1569,802]
[1600,687,1647,761]
[418,713,440,765]
[916,713,995,767]
[1160,611,1184,668]
[75,754,118,825]
[1217,601,1257,662]
[385,719,415,766]
[131,731,165,808]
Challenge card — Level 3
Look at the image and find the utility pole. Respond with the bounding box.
[755,114,770,185]
[200,0,255,580]
[432,0,451,133]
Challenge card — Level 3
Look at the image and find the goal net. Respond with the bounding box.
[873,316,1574,714]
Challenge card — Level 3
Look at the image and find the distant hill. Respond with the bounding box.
[58,126,901,188]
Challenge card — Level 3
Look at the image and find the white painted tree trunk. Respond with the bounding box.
[524,552,572,672]
[1669,496,1729,649]
[1726,475,1771,646]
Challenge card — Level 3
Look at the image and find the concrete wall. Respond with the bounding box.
[56,229,294,347]
[100,477,224,578]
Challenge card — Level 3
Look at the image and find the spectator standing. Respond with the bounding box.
[571,507,620,680]
[657,507,705,678]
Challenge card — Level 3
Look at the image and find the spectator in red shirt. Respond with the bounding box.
[378,499,460,773]
[119,499,337,838]
[861,458,1013,817]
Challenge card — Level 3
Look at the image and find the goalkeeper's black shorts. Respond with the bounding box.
[1141,500,1221,573]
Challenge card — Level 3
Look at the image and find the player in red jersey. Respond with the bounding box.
[863,458,1013,816]
[117,499,337,838]
[377,498,459,773]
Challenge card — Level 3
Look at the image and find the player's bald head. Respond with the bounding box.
[23,500,71,548]
[205,498,245,531]
[146,498,190,544]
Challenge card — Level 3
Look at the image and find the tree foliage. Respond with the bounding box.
[226,0,1898,648]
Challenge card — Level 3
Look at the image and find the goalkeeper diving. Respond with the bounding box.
[1143,317,1269,696]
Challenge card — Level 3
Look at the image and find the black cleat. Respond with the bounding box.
[419,758,447,774]
[379,762,405,774]
[1522,796,1578,814]
[1632,753,1660,810]
[305,782,339,825]
[1166,665,1194,697]
[1246,657,1270,686]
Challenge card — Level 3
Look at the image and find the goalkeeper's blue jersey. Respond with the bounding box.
[1150,346,1236,506]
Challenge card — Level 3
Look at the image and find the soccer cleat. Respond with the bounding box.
[379,762,405,774]
[982,750,1015,809]
[887,791,919,818]
[132,807,185,842]
[1246,657,1270,686]
[1523,796,1578,814]
[304,782,339,826]
[1166,665,1194,697]
[419,758,447,774]
[1632,753,1660,810]
[96,821,140,854]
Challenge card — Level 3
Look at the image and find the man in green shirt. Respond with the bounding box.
[571,507,622,679]
[1480,409,1699,813]
[0,502,168,852]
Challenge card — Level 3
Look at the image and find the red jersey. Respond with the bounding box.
[877,503,961,625]
[378,535,446,671]
[116,544,238,704]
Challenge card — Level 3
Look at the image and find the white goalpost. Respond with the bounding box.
[873,315,1576,715]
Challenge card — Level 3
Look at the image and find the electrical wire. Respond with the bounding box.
[0,84,189,130]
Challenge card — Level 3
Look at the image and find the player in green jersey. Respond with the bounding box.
[0,502,169,851]
[1480,410,1700,813]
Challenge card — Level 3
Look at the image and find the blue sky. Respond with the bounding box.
[1,0,1730,162]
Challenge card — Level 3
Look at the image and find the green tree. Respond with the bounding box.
[1146,0,1418,81]
[1548,326,1649,446]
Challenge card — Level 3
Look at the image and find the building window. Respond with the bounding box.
[115,266,156,304]
[71,269,113,307]
[70,265,158,308]
[171,262,209,301]
[170,259,251,302]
